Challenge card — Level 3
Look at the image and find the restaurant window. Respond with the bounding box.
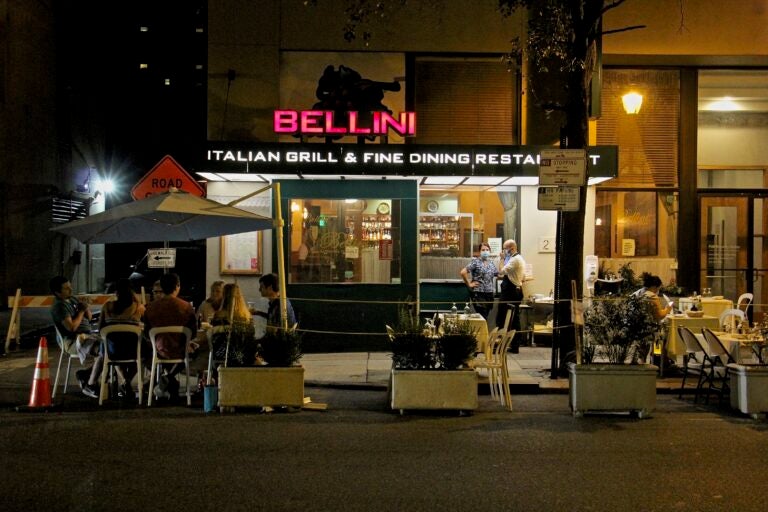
[594,191,678,273]
[288,198,401,284]
[698,69,768,190]
[419,189,514,280]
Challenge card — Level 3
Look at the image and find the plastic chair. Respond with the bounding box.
[676,327,708,402]
[98,324,144,405]
[736,293,753,314]
[148,326,194,406]
[718,308,745,331]
[51,326,92,398]
[701,328,734,404]
[206,324,230,380]
[473,328,515,411]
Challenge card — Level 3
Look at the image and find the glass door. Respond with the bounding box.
[700,195,766,323]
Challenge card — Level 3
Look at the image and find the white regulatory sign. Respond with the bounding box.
[538,148,587,186]
[147,248,177,268]
[537,187,580,212]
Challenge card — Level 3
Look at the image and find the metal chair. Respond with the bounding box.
[98,323,144,405]
[148,326,194,406]
[701,328,734,404]
[676,327,708,402]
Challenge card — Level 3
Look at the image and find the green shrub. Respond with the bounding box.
[258,328,303,367]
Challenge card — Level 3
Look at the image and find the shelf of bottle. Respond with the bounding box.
[419,237,459,242]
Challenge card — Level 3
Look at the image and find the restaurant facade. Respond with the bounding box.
[199,1,768,348]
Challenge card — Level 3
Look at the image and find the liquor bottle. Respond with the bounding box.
[464,303,471,316]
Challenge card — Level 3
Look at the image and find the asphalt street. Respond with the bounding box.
[1,370,768,511]
[2,309,768,511]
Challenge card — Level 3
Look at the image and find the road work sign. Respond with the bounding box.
[147,248,177,268]
[131,155,205,200]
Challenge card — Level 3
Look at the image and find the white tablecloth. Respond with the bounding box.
[695,332,765,363]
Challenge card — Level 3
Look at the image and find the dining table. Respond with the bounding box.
[438,313,490,354]
[664,313,721,358]
[696,331,767,364]
[677,296,734,318]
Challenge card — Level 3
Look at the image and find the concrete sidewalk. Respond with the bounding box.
[301,348,556,389]
[1,306,688,393]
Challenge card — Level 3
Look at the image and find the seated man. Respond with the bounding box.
[143,273,197,400]
[49,276,102,398]
[255,273,296,331]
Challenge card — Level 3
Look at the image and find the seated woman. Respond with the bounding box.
[640,274,673,364]
[210,283,257,367]
[98,278,147,396]
[197,280,224,323]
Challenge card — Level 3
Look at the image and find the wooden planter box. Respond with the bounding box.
[390,369,477,414]
[728,363,768,419]
[568,363,658,418]
[217,366,304,411]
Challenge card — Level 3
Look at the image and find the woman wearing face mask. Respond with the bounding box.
[459,242,498,319]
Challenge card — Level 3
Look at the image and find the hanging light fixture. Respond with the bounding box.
[622,91,643,114]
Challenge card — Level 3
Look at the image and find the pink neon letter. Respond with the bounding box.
[273,110,298,133]
[300,111,324,133]
[348,112,371,134]
[324,111,347,134]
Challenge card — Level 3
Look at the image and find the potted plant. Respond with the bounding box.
[570,294,660,418]
[217,327,305,411]
[389,306,478,414]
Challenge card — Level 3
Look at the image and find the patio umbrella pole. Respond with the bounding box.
[227,182,288,331]
[274,182,288,331]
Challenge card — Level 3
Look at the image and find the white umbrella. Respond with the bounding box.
[52,186,292,330]
[50,188,274,244]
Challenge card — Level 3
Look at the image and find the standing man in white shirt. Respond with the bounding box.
[497,239,526,353]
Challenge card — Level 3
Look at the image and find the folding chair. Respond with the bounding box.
[676,327,707,402]
[98,323,144,405]
[148,326,194,406]
[701,328,735,404]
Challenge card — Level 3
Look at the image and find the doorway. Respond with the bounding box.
[699,194,767,323]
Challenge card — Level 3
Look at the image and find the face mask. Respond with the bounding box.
[480,250,490,259]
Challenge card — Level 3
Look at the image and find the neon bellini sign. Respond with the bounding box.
[273,110,417,137]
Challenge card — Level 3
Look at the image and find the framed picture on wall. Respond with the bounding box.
[220,231,262,274]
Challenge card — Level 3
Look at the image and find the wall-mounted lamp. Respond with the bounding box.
[595,217,603,226]
[622,92,643,114]
[75,169,91,194]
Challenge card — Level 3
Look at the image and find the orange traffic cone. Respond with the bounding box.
[28,337,52,408]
